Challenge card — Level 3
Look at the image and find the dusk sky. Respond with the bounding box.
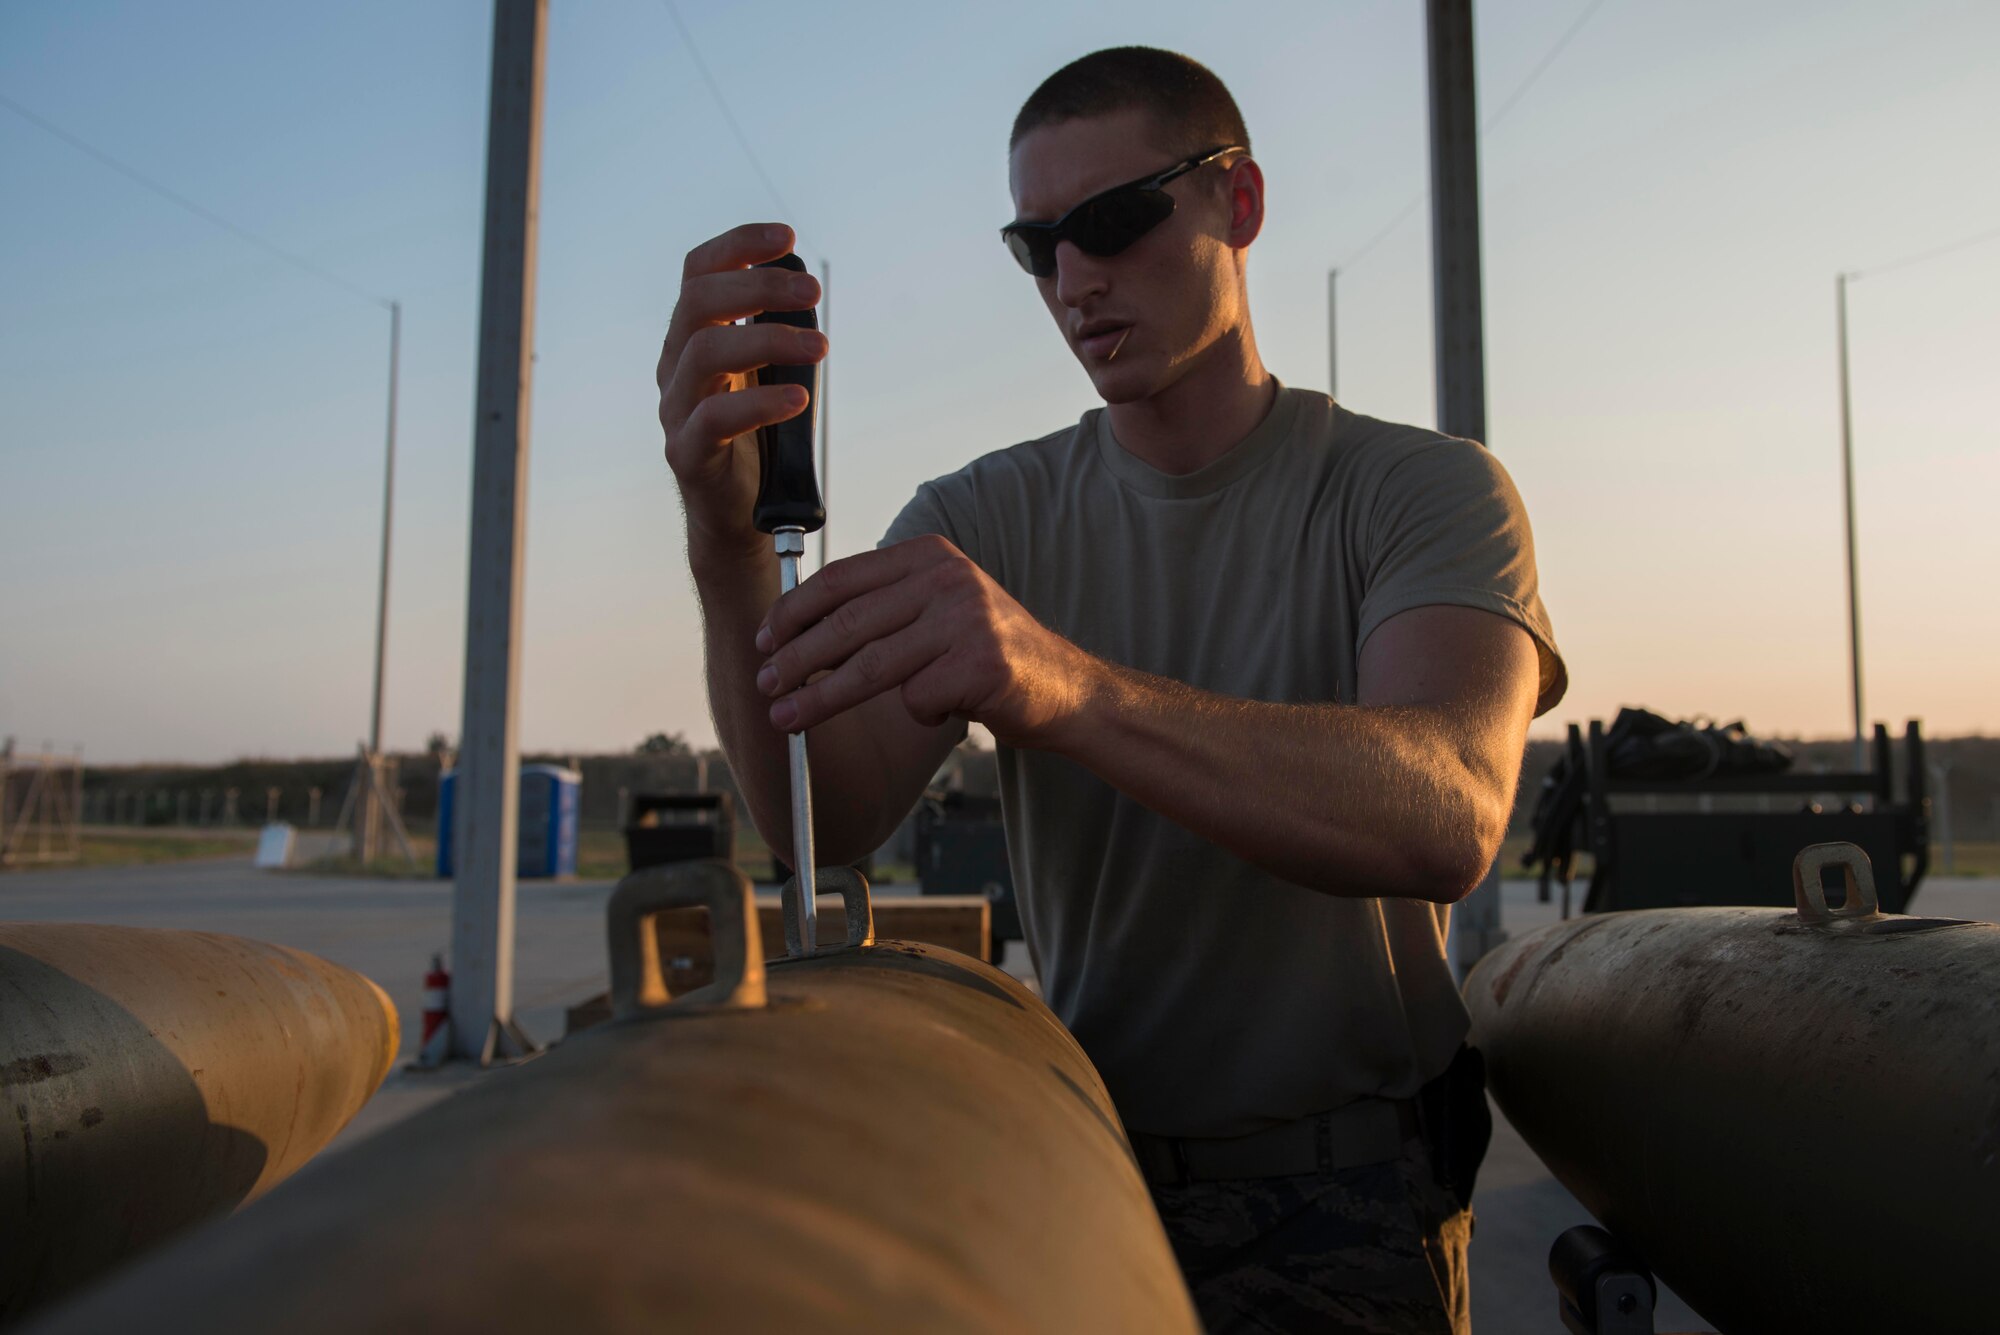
[4,0,1997,764]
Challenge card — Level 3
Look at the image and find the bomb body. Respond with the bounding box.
[1,923,397,1318]
[28,865,1197,1334]
[1466,850,2000,1335]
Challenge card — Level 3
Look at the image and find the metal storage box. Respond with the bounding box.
[623,792,735,873]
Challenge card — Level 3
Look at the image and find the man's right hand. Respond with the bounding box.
[656,223,826,564]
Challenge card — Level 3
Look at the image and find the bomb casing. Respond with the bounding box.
[26,862,1199,1334]
[1,923,398,1318]
[1465,843,2000,1335]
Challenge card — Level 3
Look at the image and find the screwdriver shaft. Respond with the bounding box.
[776,530,816,953]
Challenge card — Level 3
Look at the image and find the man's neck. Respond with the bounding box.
[1103,327,1277,476]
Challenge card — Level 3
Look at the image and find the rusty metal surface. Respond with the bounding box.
[1465,844,2000,1335]
[30,863,1198,1334]
[0,922,398,1319]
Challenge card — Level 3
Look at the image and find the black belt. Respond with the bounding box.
[1130,1097,1420,1187]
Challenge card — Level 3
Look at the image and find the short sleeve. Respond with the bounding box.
[880,475,981,565]
[1357,439,1567,715]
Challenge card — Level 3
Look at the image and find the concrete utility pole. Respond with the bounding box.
[1426,0,1502,978]
[440,0,548,1065]
[1427,0,1487,444]
[1835,272,1866,770]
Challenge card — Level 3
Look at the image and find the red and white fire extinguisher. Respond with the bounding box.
[422,953,450,1046]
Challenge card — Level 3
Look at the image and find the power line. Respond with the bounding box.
[0,91,389,309]
[657,1,796,221]
[1850,223,2000,282]
[1335,0,1614,269]
[1337,195,1425,273]
[1482,0,1611,133]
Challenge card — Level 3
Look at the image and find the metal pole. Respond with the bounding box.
[442,0,548,1065]
[369,301,400,756]
[1836,272,1866,770]
[1326,267,1338,399]
[1427,0,1487,444]
[817,257,830,570]
[1427,0,1504,979]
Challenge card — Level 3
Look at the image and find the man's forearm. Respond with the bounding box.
[1051,662,1518,902]
[692,544,902,868]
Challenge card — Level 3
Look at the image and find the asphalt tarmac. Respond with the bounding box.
[7,852,1994,1332]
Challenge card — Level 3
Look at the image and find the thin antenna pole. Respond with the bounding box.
[1836,273,1865,769]
[1327,268,1338,399]
[817,257,831,570]
[369,300,400,755]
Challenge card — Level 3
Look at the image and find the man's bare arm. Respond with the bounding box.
[758,536,1540,902]
[691,545,957,867]
[659,223,956,865]
[1045,605,1539,901]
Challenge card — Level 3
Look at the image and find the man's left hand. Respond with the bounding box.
[755,534,1096,746]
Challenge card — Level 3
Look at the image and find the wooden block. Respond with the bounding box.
[564,991,613,1035]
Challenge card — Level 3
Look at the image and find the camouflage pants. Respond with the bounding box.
[1149,1133,1471,1334]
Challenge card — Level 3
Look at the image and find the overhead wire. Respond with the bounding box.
[1336,196,1425,275]
[1480,0,1612,134]
[657,0,796,221]
[1334,0,1613,270]
[1849,223,2000,282]
[0,91,390,309]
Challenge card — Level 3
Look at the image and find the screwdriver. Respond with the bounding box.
[752,253,826,954]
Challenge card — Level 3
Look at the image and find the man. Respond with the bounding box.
[657,46,1563,1335]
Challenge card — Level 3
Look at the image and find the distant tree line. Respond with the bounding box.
[74,724,2000,841]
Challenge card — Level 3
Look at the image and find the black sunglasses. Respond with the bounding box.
[1000,145,1244,278]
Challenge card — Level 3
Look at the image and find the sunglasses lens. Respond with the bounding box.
[1004,229,1055,277]
[1073,187,1175,257]
[1002,184,1176,277]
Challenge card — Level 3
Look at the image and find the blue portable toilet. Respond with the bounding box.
[436,765,581,879]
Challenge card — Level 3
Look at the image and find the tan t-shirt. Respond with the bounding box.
[882,386,1565,1137]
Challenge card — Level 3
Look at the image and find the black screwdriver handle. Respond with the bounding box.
[751,254,825,535]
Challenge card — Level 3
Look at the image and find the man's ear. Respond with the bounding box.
[1225,157,1265,250]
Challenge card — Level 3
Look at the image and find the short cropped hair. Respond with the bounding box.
[1011,47,1251,161]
